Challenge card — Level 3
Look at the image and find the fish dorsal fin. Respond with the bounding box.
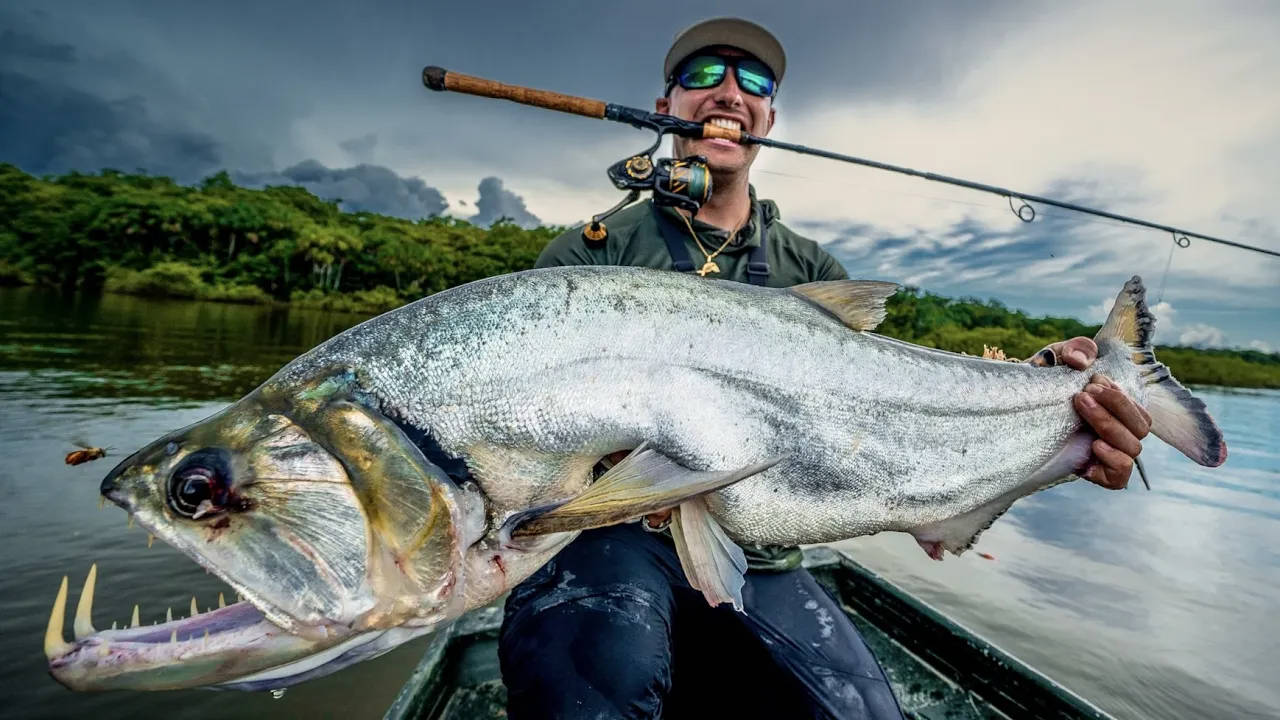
[790,280,898,331]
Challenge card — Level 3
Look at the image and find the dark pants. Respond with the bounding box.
[498,523,905,720]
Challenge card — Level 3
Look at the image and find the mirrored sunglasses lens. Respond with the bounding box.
[736,61,775,96]
[680,56,726,89]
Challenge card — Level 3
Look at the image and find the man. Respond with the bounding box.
[498,17,1152,719]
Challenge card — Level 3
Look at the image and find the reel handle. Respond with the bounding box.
[423,66,607,119]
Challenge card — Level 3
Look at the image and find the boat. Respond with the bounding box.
[383,546,1114,719]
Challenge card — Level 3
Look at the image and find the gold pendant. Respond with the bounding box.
[698,260,720,277]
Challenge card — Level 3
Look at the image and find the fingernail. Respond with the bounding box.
[1085,384,1104,395]
[1079,393,1097,409]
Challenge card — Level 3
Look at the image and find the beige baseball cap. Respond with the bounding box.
[663,17,786,87]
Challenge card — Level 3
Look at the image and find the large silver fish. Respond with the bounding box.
[44,267,1225,691]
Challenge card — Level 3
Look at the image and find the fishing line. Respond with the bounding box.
[421,66,1280,260]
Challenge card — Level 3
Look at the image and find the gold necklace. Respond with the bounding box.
[678,212,742,277]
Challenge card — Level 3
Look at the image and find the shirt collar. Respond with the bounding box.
[658,185,778,252]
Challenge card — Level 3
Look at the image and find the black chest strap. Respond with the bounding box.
[653,203,770,286]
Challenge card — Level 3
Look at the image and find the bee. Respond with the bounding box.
[65,440,111,466]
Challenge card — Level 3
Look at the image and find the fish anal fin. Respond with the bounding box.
[506,443,782,538]
[909,495,1020,559]
[790,280,898,331]
[671,497,747,611]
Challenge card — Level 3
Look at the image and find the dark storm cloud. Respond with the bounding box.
[0,29,75,63]
[0,71,223,181]
[1,1,1039,189]
[469,177,541,229]
[339,133,378,163]
[234,160,448,219]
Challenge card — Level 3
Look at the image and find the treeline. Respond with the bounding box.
[1,164,1276,387]
[0,163,560,311]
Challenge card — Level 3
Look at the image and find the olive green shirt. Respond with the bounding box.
[535,187,849,572]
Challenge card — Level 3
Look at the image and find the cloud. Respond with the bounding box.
[1178,323,1227,348]
[1248,339,1273,354]
[0,29,76,63]
[339,133,377,163]
[468,176,541,229]
[234,160,447,220]
[0,71,223,182]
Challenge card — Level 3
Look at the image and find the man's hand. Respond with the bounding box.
[1031,337,1153,489]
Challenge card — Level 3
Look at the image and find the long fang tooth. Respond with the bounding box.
[170,629,177,644]
[165,607,172,623]
[218,593,225,609]
[147,534,154,549]
[203,629,209,649]
[111,621,117,630]
[44,576,72,659]
[130,605,140,628]
[73,563,97,640]
[190,597,199,617]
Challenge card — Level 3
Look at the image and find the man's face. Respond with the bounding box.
[657,47,776,177]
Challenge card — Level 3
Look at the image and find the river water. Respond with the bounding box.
[1,286,1276,719]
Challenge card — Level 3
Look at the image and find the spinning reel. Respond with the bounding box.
[583,130,712,244]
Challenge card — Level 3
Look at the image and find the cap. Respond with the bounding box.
[663,17,786,86]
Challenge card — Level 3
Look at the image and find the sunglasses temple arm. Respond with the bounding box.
[424,65,726,141]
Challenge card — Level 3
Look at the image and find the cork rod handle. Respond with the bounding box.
[423,66,607,119]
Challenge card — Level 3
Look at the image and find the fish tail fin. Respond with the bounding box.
[1094,276,1227,467]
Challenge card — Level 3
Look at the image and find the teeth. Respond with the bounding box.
[190,597,199,617]
[165,607,173,623]
[170,629,177,644]
[44,576,72,659]
[130,605,140,628]
[147,534,155,549]
[73,564,97,640]
[708,117,741,130]
[203,629,210,649]
[218,593,226,609]
[111,621,117,630]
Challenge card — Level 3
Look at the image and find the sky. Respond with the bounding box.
[2,0,1277,351]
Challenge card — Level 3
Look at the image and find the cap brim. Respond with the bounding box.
[664,17,785,85]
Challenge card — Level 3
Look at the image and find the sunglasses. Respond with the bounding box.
[669,54,777,98]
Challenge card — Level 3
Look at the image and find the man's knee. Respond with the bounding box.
[499,526,678,719]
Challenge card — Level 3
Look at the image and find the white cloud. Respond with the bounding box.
[1249,339,1274,354]
[754,1,1280,299]
[1178,323,1228,348]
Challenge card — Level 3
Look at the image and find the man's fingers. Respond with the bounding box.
[1083,378,1151,440]
[1074,391,1144,459]
[1087,439,1132,490]
[1058,337,1098,370]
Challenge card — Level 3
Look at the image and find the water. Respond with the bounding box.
[1,286,1276,719]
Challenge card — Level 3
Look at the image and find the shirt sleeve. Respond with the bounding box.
[534,228,599,269]
[811,247,850,281]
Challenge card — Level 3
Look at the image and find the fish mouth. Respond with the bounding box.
[43,519,357,691]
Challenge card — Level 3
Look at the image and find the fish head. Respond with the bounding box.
[48,371,475,690]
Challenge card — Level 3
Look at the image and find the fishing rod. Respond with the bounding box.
[422,66,1279,258]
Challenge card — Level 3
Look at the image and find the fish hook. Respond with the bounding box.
[1007,195,1036,223]
[1155,232,1190,304]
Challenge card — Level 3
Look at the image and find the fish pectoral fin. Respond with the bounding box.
[790,279,898,331]
[507,443,781,538]
[671,497,748,612]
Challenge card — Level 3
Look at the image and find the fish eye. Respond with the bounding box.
[168,449,231,519]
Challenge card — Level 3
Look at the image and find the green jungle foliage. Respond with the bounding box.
[2,164,1276,388]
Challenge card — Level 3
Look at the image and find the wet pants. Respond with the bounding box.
[498,523,905,720]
